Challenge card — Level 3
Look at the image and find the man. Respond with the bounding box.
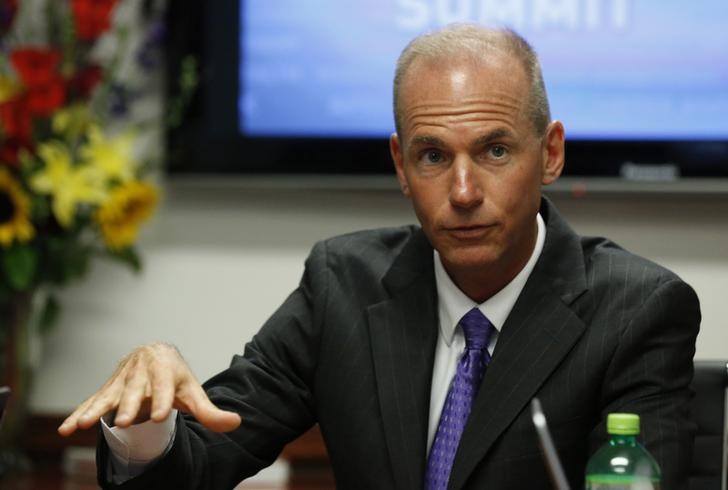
[59,24,700,489]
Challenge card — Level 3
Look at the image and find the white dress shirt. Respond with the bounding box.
[101,409,178,482]
[427,213,545,451]
[104,213,546,479]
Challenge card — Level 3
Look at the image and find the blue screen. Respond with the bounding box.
[240,0,728,140]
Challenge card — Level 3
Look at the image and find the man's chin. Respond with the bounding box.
[438,246,501,272]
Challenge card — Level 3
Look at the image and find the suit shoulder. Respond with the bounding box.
[308,225,423,276]
[319,225,420,256]
[581,235,685,288]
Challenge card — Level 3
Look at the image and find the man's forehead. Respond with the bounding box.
[397,55,530,133]
[399,53,528,108]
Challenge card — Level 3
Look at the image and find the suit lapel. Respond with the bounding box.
[367,229,438,490]
[448,198,590,490]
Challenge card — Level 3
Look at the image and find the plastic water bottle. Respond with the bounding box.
[585,413,661,489]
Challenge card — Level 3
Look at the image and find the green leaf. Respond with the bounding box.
[106,247,142,273]
[38,294,61,333]
[41,235,91,285]
[65,245,90,279]
[29,194,51,221]
[1,246,38,290]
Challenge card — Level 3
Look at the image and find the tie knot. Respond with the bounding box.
[459,308,494,350]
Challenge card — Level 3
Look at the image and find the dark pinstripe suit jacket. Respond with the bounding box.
[99,198,700,490]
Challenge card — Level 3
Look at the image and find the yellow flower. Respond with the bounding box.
[80,125,138,183]
[52,104,93,141]
[95,181,158,250]
[30,141,107,227]
[0,168,35,247]
[0,75,21,104]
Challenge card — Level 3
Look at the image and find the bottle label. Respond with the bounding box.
[586,478,659,490]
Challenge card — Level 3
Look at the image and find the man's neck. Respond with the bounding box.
[441,218,542,303]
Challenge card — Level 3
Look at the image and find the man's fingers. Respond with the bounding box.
[77,380,125,428]
[58,377,124,436]
[179,384,241,433]
[63,355,140,434]
[203,408,242,433]
[58,395,97,436]
[149,360,176,423]
[194,402,242,433]
[114,361,153,427]
[58,343,238,436]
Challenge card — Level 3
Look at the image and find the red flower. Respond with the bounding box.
[71,0,118,41]
[0,95,32,141]
[0,95,32,166]
[9,48,66,115]
[26,78,66,115]
[0,136,31,166]
[10,48,62,88]
[68,64,103,98]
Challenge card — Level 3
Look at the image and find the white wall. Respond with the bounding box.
[29,178,728,414]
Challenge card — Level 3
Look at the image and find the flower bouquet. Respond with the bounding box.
[0,0,164,463]
[0,0,162,325]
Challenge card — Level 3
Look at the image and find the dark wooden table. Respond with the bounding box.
[2,465,97,490]
[2,467,334,490]
[4,417,335,489]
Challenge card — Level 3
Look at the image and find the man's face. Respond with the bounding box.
[390,53,564,296]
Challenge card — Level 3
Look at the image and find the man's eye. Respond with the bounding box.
[488,145,508,159]
[423,150,444,164]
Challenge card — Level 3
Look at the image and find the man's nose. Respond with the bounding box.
[449,157,484,209]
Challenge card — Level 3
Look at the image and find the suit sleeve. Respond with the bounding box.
[592,278,700,490]
[97,241,330,489]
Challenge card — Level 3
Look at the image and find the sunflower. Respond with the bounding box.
[0,167,34,247]
[95,181,158,250]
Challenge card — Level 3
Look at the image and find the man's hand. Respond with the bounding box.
[58,342,241,436]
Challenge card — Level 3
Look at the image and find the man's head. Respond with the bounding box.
[393,24,552,140]
[389,24,565,302]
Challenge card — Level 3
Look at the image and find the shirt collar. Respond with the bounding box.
[434,213,546,346]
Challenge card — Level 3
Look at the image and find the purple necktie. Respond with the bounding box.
[425,308,495,490]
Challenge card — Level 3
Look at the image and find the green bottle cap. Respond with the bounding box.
[607,413,640,435]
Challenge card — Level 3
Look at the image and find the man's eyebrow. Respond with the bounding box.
[410,135,444,147]
[409,129,517,148]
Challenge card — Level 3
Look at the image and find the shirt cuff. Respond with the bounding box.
[101,409,177,482]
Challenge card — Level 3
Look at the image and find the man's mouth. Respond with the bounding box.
[445,225,491,240]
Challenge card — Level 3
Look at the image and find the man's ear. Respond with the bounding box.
[540,121,565,186]
[389,133,410,197]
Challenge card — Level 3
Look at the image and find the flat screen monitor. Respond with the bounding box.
[165,0,728,180]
